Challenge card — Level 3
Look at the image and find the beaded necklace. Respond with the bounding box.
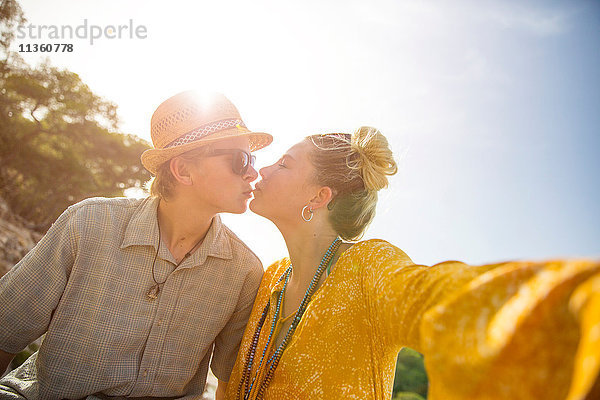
[237,237,342,400]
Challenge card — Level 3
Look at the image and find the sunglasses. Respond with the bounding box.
[206,149,256,176]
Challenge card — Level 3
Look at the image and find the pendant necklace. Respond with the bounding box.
[146,217,205,300]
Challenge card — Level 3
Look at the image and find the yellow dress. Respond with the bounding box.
[225,240,600,400]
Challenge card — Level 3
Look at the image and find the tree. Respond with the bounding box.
[0,0,151,229]
[393,347,428,399]
[0,0,25,57]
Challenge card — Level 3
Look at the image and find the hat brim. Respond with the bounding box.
[141,128,273,174]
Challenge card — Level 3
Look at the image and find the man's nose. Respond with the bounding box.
[245,164,259,181]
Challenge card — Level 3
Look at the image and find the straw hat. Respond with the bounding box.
[141,91,272,174]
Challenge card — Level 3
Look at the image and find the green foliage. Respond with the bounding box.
[392,393,425,400]
[10,341,39,370]
[0,1,151,228]
[0,0,25,53]
[393,347,428,399]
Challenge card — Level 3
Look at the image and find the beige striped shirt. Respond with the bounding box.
[0,196,263,399]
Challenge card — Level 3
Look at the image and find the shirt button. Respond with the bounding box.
[143,369,148,377]
[157,318,162,326]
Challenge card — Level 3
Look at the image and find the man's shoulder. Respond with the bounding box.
[66,197,148,220]
[56,197,153,237]
[68,196,145,212]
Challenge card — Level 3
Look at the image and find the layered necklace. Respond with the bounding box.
[237,237,342,400]
[146,218,205,300]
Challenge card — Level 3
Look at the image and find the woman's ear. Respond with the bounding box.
[169,157,194,186]
[308,186,334,211]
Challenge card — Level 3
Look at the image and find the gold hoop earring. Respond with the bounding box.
[301,205,313,222]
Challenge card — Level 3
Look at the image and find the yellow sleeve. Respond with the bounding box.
[421,259,600,400]
[360,240,600,400]
[361,240,498,352]
[566,273,600,400]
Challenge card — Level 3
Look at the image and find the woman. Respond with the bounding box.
[224,127,599,400]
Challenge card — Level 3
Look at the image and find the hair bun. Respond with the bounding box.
[350,126,398,191]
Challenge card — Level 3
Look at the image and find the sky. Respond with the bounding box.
[11,0,600,266]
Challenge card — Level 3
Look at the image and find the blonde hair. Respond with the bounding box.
[148,144,213,200]
[306,126,397,241]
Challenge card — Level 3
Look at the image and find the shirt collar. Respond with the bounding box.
[121,196,160,250]
[188,214,233,266]
[121,197,233,264]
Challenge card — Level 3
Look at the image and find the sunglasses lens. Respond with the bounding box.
[233,151,252,175]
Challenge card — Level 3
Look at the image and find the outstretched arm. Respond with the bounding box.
[360,241,600,400]
[360,241,497,351]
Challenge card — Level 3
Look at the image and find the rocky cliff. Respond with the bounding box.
[0,197,42,277]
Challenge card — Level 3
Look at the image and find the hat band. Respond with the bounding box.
[164,118,247,149]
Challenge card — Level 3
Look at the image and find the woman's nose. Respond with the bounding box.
[259,166,268,179]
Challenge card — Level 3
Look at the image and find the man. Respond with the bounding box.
[0,91,272,399]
